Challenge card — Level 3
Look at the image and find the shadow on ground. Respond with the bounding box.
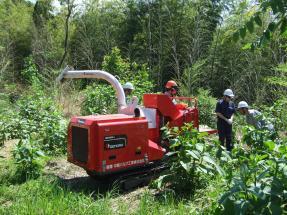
[54,174,150,200]
[56,175,117,195]
[44,158,153,199]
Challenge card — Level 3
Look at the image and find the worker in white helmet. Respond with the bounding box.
[122,82,138,114]
[215,89,236,151]
[237,101,274,131]
[123,82,134,97]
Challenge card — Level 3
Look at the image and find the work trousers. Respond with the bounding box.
[217,121,233,151]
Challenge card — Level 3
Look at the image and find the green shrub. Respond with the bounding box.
[21,96,66,154]
[154,124,224,194]
[20,56,39,84]
[0,85,67,154]
[242,125,277,150]
[127,62,154,102]
[218,124,287,214]
[0,88,18,145]
[81,84,117,115]
[103,47,153,94]
[41,118,67,154]
[0,111,20,142]
[12,138,46,179]
[262,98,287,132]
[196,88,217,128]
[102,47,130,79]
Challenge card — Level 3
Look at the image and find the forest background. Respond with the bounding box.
[1,0,287,103]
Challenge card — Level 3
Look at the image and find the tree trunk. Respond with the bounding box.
[59,0,73,68]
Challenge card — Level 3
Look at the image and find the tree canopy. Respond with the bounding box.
[0,0,286,103]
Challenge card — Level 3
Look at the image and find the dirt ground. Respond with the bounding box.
[44,156,149,212]
[0,139,18,159]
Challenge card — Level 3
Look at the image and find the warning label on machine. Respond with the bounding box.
[106,159,145,170]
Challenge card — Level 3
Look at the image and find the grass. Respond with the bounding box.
[0,175,188,215]
[135,192,191,215]
[0,157,225,215]
[0,176,189,215]
[0,174,114,215]
[0,93,10,113]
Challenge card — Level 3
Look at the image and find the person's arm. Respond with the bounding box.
[254,110,263,129]
[127,96,138,111]
[229,115,234,124]
[216,112,228,121]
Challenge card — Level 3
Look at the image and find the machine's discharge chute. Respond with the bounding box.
[57,66,139,115]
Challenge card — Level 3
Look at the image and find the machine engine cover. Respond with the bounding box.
[68,114,152,175]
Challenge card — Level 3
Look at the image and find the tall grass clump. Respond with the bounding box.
[0,176,114,215]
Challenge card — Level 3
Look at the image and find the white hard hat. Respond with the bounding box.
[238,101,249,109]
[223,89,234,98]
[123,82,134,90]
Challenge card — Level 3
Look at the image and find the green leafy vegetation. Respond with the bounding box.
[0,175,114,215]
[154,124,224,194]
[154,112,287,214]
[20,56,39,84]
[0,84,67,155]
[256,98,287,133]
[12,138,46,179]
[234,0,287,49]
[81,84,117,115]
[196,89,217,128]
[82,47,153,115]
[0,0,287,214]
[219,125,287,214]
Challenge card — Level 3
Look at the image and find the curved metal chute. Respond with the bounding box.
[57,67,127,111]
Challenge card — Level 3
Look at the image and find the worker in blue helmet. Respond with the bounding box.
[215,89,236,151]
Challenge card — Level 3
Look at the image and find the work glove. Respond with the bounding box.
[131,96,139,104]
[226,118,233,125]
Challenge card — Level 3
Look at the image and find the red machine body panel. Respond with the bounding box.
[142,94,201,143]
[143,94,199,129]
[143,94,181,120]
[68,114,164,175]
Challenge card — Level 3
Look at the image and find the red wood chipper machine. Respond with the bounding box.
[57,68,216,188]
